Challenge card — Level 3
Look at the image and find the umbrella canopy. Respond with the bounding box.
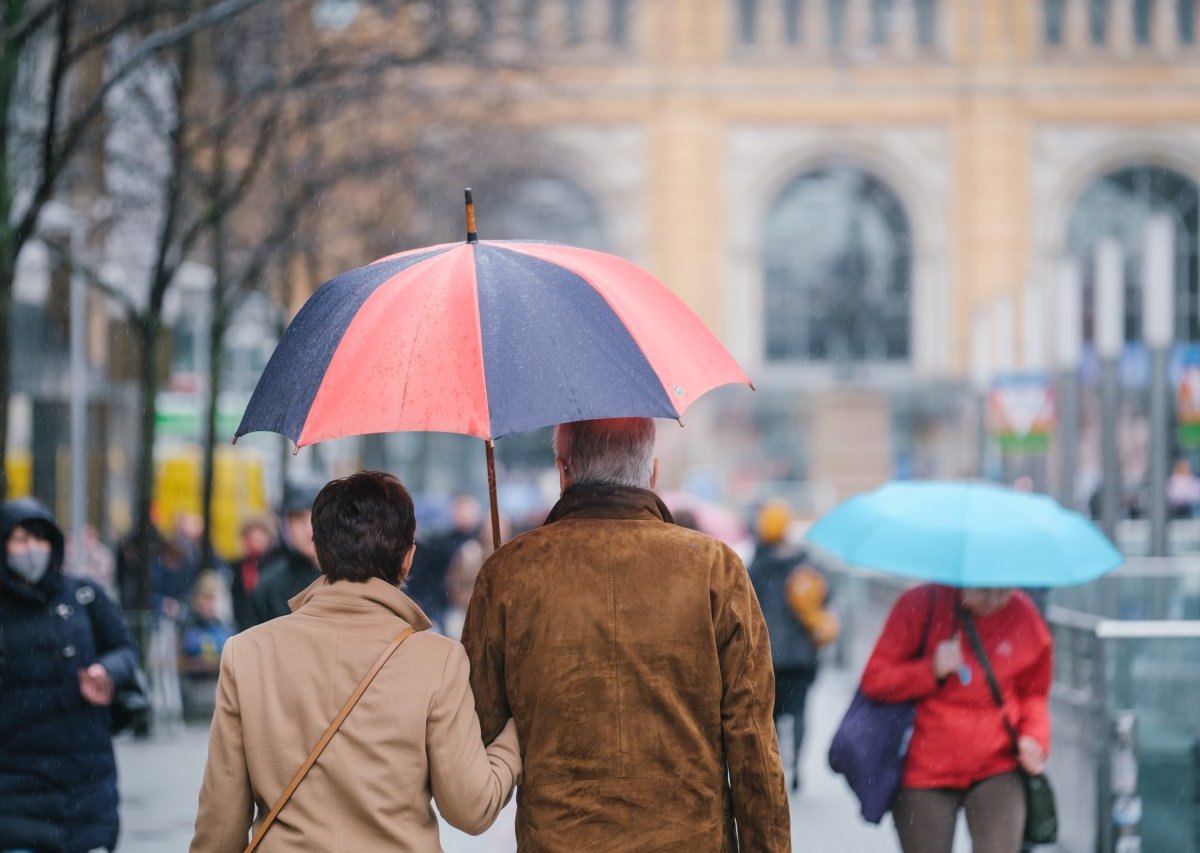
[236,240,750,447]
[805,481,1123,587]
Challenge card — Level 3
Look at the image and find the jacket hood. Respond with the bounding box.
[0,498,67,600]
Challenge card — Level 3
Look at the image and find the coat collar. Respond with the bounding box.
[544,484,675,525]
[288,577,433,630]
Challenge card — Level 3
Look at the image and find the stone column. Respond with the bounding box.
[1153,0,1180,55]
[843,0,873,53]
[1111,0,1135,56]
[890,0,919,58]
[803,0,830,57]
[1065,0,1090,52]
[541,0,569,51]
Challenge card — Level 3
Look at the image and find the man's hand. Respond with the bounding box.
[1018,735,1046,775]
[932,634,964,681]
[79,663,113,707]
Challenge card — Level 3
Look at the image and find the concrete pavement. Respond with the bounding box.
[115,668,924,851]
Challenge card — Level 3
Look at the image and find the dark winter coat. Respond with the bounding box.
[0,499,138,852]
[249,545,319,625]
[748,543,820,672]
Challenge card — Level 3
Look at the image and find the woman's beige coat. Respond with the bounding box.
[190,577,520,852]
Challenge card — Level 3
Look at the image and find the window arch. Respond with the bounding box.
[763,165,912,363]
[1067,165,1200,344]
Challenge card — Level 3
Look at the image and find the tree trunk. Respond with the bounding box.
[0,0,28,499]
[199,299,225,570]
[200,225,226,571]
[0,251,14,499]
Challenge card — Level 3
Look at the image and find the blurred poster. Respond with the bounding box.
[1177,345,1200,448]
[988,372,1055,454]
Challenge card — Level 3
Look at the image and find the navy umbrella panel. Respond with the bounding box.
[235,240,751,448]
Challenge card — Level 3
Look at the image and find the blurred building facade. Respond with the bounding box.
[341,0,1199,510]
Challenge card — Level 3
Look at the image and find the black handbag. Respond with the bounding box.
[75,580,151,735]
[960,607,1058,846]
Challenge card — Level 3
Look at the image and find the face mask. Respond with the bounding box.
[8,549,51,584]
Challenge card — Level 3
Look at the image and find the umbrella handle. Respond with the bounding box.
[485,439,501,551]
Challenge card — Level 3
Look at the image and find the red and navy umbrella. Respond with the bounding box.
[235,192,752,542]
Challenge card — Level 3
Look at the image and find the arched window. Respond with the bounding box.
[1067,165,1200,343]
[764,165,912,363]
[472,173,608,251]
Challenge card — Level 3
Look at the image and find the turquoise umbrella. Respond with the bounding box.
[805,481,1123,587]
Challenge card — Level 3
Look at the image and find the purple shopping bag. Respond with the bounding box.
[828,587,937,823]
[827,691,916,823]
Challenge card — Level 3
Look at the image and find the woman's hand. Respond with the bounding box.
[79,663,114,707]
[1018,735,1046,775]
[932,634,964,681]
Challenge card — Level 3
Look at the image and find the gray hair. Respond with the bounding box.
[553,418,656,489]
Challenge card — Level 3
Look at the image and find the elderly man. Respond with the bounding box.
[462,417,790,850]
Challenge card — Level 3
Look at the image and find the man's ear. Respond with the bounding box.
[651,457,660,490]
[557,457,570,493]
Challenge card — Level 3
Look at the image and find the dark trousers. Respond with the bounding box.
[893,772,1025,853]
[773,665,816,779]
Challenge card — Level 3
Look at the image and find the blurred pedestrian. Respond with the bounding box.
[442,515,510,641]
[748,500,839,792]
[190,471,520,851]
[229,517,274,631]
[67,523,118,601]
[250,481,323,625]
[152,537,198,620]
[406,494,482,626]
[1167,457,1200,519]
[0,499,139,853]
[861,585,1051,853]
[462,417,790,849]
[180,572,235,673]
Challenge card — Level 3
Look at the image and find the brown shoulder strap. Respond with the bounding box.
[243,627,416,853]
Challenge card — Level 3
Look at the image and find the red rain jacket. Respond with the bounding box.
[861,584,1052,790]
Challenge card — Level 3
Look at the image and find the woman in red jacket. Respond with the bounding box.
[861,584,1051,853]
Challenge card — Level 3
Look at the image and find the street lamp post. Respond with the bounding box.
[1143,213,1175,557]
[1024,277,1048,491]
[1056,260,1084,510]
[1096,238,1125,542]
[69,222,87,565]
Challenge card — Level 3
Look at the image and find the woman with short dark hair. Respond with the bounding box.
[191,471,520,851]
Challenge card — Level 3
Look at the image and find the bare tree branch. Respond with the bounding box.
[12,0,269,251]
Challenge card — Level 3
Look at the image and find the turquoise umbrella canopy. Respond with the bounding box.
[805,481,1123,588]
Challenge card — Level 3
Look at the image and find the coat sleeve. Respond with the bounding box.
[1015,616,1053,755]
[85,583,138,689]
[715,553,791,851]
[190,638,254,852]
[460,558,509,743]
[860,586,942,703]
[427,643,521,835]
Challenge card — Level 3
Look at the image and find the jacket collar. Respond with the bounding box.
[544,484,675,525]
[288,577,433,630]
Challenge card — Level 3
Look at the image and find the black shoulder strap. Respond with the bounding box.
[917,585,936,658]
[72,578,105,652]
[959,605,1020,749]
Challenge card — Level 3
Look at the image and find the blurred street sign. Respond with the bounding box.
[155,392,248,442]
[988,372,1055,453]
[1176,345,1200,448]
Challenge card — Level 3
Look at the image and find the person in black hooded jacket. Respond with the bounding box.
[0,499,138,852]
